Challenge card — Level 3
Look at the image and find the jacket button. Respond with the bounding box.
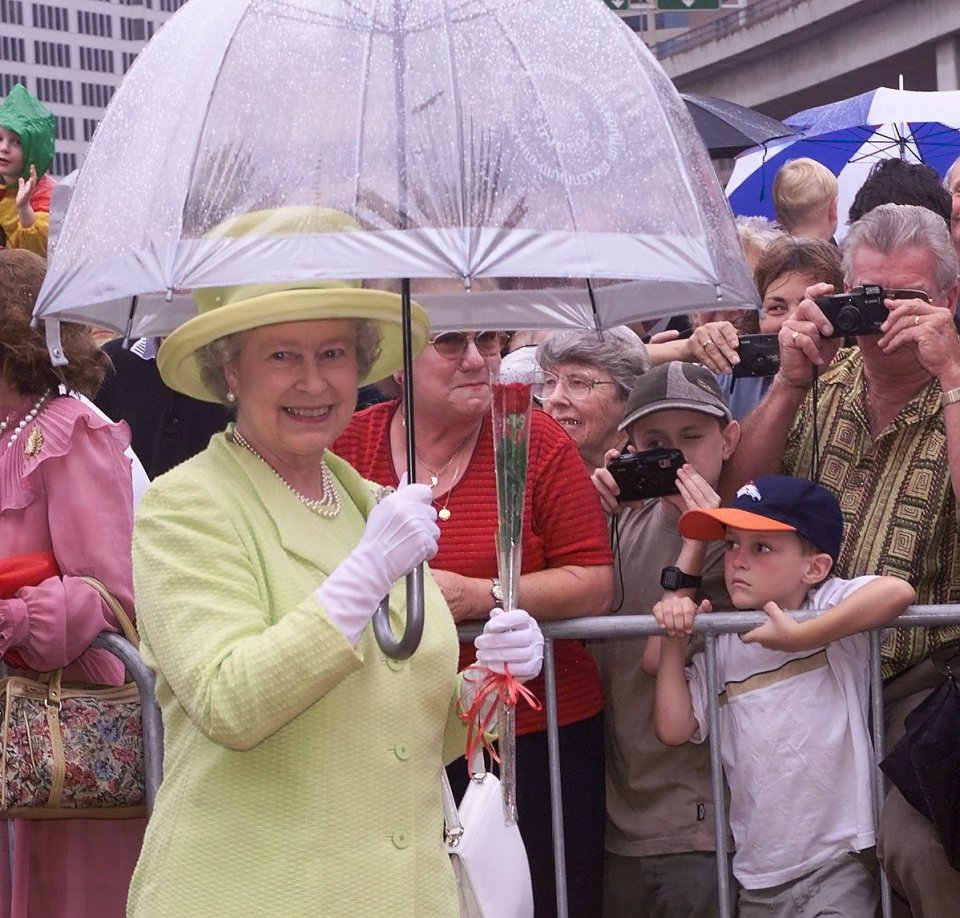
[385,656,405,672]
[394,742,411,761]
[392,830,410,849]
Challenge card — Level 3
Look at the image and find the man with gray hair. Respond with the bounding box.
[722,203,960,917]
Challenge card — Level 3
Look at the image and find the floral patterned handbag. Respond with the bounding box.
[0,577,145,819]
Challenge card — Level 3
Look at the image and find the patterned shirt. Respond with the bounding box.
[783,348,960,679]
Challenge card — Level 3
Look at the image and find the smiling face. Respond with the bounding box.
[760,271,819,335]
[723,527,831,611]
[626,408,739,510]
[540,360,626,466]
[223,319,359,481]
[0,125,24,184]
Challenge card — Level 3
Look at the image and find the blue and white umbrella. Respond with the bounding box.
[726,87,960,240]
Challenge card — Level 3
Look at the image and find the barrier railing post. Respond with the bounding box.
[542,638,569,918]
[870,630,893,918]
[704,634,732,918]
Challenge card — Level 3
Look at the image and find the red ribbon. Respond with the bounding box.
[457,664,542,769]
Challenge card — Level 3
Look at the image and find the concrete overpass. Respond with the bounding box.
[657,0,960,119]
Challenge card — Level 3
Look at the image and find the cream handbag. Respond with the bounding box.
[442,752,534,918]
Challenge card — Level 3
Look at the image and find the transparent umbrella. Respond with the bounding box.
[35,0,757,661]
[36,0,754,337]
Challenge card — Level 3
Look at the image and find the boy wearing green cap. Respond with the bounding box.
[652,475,915,917]
[0,84,56,257]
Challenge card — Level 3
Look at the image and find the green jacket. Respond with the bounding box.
[0,83,55,186]
[128,432,466,917]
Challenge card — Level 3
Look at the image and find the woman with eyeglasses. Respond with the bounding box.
[332,324,614,918]
[535,326,652,471]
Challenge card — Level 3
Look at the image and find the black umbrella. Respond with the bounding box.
[682,93,798,158]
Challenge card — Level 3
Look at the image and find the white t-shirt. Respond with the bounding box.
[686,576,878,889]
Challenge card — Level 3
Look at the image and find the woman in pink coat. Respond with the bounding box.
[0,249,144,916]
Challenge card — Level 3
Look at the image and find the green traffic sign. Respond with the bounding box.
[604,0,630,9]
[656,0,722,9]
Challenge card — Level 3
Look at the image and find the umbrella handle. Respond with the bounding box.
[373,565,425,659]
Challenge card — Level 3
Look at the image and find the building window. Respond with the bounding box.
[55,114,74,141]
[80,81,115,108]
[0,0,24,25]
[77,10,112,37]
[53,151,76,176]
[655,12,689,29]
[120,16,145,40]
[0,74,28,96]
[159,0,188,11]
[31,3,68,30]
[34,76,72,104]
[0,36,25,63]
[82,117,99,142]
[121,50,138,72]
[33,39,71,68]
[79,46,115,73]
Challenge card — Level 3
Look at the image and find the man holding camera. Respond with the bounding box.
[722,203,960,917]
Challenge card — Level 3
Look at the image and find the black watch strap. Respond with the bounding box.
[660,565,702,591]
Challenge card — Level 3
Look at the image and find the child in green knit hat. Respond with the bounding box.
[0,83,56,257]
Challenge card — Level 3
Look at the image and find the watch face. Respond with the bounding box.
[491,579,504,603]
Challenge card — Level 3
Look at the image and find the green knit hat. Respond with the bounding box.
[0,84,56,186]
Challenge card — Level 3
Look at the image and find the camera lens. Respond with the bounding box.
[836,304,861,333]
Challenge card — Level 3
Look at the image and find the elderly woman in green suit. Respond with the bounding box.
[127,208,544,917]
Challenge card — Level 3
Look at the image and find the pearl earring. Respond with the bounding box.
[226,390,237,403]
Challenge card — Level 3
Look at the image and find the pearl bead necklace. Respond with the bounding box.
[0,389,51,450]
[231,429,341,519]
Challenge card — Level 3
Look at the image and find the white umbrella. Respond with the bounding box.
[36,0,756,341]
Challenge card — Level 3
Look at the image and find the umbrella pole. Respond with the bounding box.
[372,279,425,659]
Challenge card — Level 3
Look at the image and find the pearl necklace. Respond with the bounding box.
[0,389,51,450]
[231,429,341,519]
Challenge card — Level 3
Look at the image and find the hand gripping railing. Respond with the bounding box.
[93,630,164,816]
[459,605,960,918]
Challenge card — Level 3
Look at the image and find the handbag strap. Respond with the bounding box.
[79,576,139,649]
[442,748,489,844]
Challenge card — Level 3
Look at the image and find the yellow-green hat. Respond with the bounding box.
[158,206,429,402]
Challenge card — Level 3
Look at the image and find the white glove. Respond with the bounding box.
[316,481,439,644]
[474,609,544,682]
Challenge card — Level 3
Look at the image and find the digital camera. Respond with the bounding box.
[815,285,887,337]
[732,334,780,378]
[607,448,684,502]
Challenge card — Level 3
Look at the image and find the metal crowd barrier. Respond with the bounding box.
[93,631,164,817]
[460,606,960,918]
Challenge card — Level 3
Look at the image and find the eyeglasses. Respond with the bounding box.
[535,372,617,401]
[428,331,507,360]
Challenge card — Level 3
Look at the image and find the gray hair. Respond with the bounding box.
[195,318,382,407]
[843,203,958,294]
[736,214,785,254]
[945,155,960,192]
[536,326,651,400]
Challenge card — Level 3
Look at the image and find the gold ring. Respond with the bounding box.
[915,315,921,327]
[704,340,715,348]
[791,330,800,343]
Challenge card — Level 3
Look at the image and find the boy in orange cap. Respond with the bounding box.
[652,474,914,918]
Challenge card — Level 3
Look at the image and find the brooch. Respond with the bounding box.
[24,426,43,458]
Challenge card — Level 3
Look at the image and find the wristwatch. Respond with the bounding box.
[490,577,504,609]
[660,566,702,591]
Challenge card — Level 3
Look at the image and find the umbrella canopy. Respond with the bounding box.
[681,93,797,159]
[36,0,756,339]
[726,87,960,239]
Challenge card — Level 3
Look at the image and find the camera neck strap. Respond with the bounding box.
[809,366,821,482]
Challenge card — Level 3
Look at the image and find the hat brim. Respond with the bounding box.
[618,400,729,432]
[158,287,429,402]
[679,507,797,542]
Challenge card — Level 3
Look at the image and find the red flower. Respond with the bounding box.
[493,381,532,416]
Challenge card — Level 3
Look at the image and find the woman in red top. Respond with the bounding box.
[333,327,613,918]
